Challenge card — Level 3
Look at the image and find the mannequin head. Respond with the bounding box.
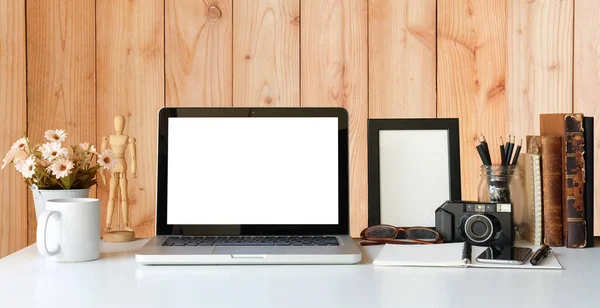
[114,116,126,135]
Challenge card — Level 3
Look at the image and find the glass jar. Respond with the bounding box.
[477,165,526,241]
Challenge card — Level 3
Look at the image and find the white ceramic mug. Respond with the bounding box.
[36,198,101,262]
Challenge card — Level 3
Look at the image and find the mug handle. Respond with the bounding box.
[36,210,61,257]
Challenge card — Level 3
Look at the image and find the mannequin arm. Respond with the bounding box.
[100,136,108,153]
[129,137,137,178]
[99,136,108,185]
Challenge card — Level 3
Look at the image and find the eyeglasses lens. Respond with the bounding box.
[365,226,397,238]
[406,228,438,242]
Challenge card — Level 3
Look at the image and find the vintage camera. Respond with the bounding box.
[435,201,513,246]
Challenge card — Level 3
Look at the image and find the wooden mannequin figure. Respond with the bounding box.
[101,115,137,243]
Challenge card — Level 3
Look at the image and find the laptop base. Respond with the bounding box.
[136,235,362,265]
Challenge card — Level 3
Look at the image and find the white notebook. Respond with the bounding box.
[518,153,543,246]
[373,243,562,269]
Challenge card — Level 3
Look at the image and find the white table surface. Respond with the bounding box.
[1,239,599,308]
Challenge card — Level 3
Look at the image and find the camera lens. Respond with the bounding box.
[460,214,495,244]
[470,220,488,237]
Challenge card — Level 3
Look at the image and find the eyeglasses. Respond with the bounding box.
[360,224,443,246]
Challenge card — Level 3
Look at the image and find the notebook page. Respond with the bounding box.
[373,243,467,267]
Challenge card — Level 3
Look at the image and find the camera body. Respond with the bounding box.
[435,201,513,246]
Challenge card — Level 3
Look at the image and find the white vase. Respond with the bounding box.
[31,186,90,219]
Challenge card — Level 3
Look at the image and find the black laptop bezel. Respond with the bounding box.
[156,107,349,236]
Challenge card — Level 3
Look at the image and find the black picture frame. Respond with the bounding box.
[368,118,462,227]
[584,117,594,247]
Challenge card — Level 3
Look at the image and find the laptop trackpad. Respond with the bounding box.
[213,247,286,255]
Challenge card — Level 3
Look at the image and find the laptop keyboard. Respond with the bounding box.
[162,236,339,247]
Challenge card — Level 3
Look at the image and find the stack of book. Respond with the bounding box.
[519,114,594,248]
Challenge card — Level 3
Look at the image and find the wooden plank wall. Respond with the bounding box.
[2,0,600,257]
[26,0,96,244]
[369,0,437,119]
[165,0,233,107]
[233,0,300,107]
[302,0,368,236]
[437,0,508,200]
[96,0,164,239]
[507,0,573,139]
[0,0,27,257]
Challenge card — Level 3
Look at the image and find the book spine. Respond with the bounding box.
[564,114,587,248]
[525,136,543,245]
[527,135,542,155]
[518,154,535,245]
[540,135,564,246]
[532,155,543,246]
[584,117,594,247]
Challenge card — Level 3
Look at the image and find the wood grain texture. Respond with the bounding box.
[96,0,164,238]
[574,0,600,236]
[166,0,232,107]
[368,0,436,118]
[26,0,96,244]
[507,0,573,140]
[0,0,27,258]
[0,0,596,250]
[301,0,368,236]
[233,0,300,107]
[437,0,507,200]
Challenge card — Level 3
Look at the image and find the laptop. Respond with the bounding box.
[135,107,362,265]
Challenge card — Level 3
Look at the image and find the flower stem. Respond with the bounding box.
[23,135,32,155]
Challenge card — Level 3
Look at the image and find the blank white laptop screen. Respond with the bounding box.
[166,117,339,225]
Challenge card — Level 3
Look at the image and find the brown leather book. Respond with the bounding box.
[538,135,563,246]
[564,114,586,248]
